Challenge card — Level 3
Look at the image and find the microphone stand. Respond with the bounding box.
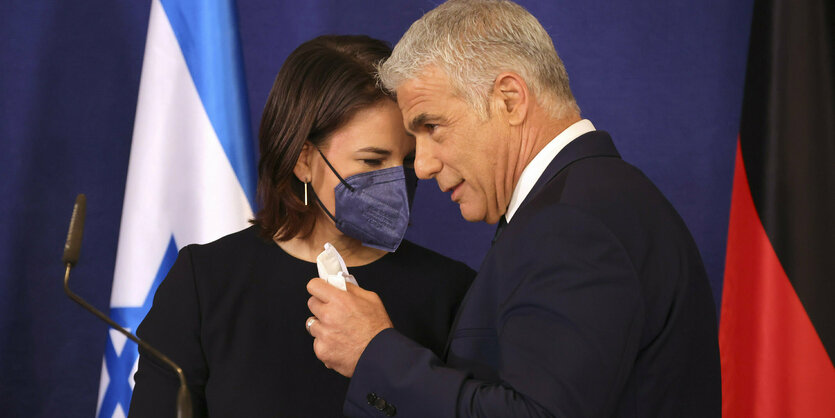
[63,194,192,418]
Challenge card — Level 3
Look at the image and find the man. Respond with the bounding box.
[306,1,721,416]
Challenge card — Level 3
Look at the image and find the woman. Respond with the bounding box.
[128,35,474,417]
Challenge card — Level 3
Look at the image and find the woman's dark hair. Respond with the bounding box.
[252,35,392,241]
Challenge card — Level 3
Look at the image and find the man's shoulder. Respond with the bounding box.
[531,155,681,228]
[497,154,698,274]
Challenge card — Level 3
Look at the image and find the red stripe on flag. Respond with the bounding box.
[719,139,835,417]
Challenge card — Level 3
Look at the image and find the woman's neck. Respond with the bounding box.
[273,220,386,267]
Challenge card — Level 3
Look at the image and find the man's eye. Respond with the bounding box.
[425,124,437,133]
[362,159,383,167]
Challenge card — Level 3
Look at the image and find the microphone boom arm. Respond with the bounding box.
[62,264,189,392]
[62,193,192,418]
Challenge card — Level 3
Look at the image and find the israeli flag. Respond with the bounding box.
[96,0,256,416]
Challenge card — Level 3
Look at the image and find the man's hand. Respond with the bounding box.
[306,278,393,377]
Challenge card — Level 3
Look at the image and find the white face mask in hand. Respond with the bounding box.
[316,243,358,291]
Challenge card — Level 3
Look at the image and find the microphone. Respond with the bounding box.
[62,194,192,418]
[62,194,86,266]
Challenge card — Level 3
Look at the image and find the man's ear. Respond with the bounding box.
[492,72,529,126]
[293,142,313,183]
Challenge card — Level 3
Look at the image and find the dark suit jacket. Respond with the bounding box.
[344,131,721,417]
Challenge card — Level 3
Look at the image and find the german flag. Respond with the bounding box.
[719,0,835,416]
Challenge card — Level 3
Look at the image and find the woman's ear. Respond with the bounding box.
[293,142,312,183]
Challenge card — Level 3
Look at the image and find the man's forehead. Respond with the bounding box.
[396,67,453,110]
[398,65,450,94]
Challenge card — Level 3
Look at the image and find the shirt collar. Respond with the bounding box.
[505,119,596,222]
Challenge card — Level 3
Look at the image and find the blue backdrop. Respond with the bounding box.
[0,1,752,416]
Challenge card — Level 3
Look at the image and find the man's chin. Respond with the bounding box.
[458,205,487,223]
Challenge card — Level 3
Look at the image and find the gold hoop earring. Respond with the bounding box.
[304,182,308,206]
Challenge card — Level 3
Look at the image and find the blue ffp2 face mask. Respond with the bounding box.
[312,148,418,252]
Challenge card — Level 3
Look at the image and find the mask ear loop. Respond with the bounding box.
[305,147,339,223]
[314,147,355,192]
[310,182,338,223]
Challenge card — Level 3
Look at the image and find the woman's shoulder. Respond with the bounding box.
[175,225,281,281]
[184,224,269,258]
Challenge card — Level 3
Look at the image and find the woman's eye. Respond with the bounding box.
[362,159,383,167]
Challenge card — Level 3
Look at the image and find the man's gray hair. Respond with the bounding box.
[378,0,580,119]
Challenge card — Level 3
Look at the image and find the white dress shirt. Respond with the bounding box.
[505,119,596,222]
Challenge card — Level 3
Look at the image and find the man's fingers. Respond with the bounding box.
[312,337,332,370]
[305,316,318,336]
[344,281,370,299]
[306,315,331,340]
[311,325,337,371]
[307,296,328,321]
[345,281,378,302]
[307,277,336,303]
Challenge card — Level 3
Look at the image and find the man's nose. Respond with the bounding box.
[414,136,442,179]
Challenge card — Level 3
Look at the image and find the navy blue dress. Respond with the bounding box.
[128,225,474,417]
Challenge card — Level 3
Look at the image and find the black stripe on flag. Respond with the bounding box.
[738,0,835,362]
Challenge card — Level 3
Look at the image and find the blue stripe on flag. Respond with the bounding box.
[99,237,178,417]
[159,0,257,208]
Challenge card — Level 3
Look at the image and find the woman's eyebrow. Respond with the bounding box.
[356,147,391,155]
